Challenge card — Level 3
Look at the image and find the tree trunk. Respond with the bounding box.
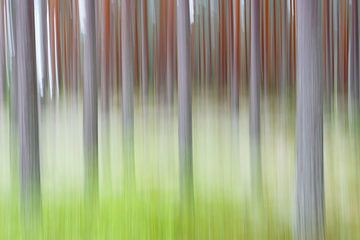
[141,0,149,105]
[6,0,18,194]
[231,0,240,129]
[121,0,135,187]
[295,1,324,239]
[82,0,99,200]
[333,0,339,108]
[0,0,4,104]
[280,0,288,99]
[166,0,175,106]
[349,0,359,104]
[250,0,262,197]
[15,0,41,219]
[34,0,48,99]
[100,0,112,193]
[177,0,193,204]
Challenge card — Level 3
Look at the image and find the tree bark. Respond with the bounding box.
[34,0,48,99]
[166,0,175,105]
[100,0,112,194]
[280,0,288,99]
[121,0,135,187]
[349,0,359,104]
[15,0,41,218]
[82,0,99,200]
[6,0,18,194]
[231,0,240,129]
[177,0,193,204]
[249,0,262,197]
[0,0,4,104]
[141,0,149,105]
[295,1,324,239]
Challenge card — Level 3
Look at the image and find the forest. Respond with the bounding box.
[0,0,359,239]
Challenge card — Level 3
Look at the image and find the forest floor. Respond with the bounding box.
[0,96,359,239]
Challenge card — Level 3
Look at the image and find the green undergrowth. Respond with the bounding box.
[0,191,292,240]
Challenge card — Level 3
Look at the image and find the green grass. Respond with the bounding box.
[0,191,292,240]
[0,97,360,239]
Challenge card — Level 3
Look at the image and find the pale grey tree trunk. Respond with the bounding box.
[82,0,99,200]
[0,0,4,104]
[6,0,18,194]
[249,0,262,196]
[34,0,48,100]
[15,0,41,218]
[121,0,135,187]
[177,0,193,203]
[295,1,324,239]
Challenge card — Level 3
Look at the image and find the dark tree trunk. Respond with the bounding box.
[349,0,359,104]
[231,0,239,131]
[280,0,288,101]
[166,0,175,106]
[333,0,339,104]
[82,0,99,200]
[177,0,193,204]
[100,0,112,192]
[141,0,149,105]
[295,1,324,239]
[15,0,41,218]
[249,0,262,197]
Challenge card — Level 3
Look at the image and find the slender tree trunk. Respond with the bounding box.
[15,0,41,219]
[231,0,239,145]
[0,0,4,104]
[141,0,149,105]
[358,0,360,87]
[280,0,288,98]
[121,0,135,187]
[166,0,175,106]
[334,0,339,109]
[34,0,48,99]
[46,0,54,99]
[71,0,79,97]
[6,0,18,193]
[250,0,262,197]
[177,0,193,204]
[295,1,324,239]
[329,0,334,106]
[82,0,98,200]
[349,0,359,104]
[133,0,139,93]
[206,0,212,86]
[232,0,240,104]
[100,0,111,194]
[245,0,250,89]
